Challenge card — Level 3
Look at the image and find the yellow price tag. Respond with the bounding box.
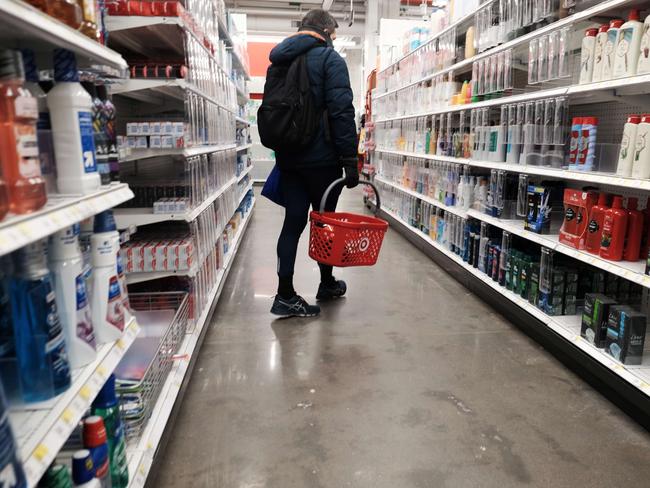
[79,385,91,401]
[116,338,125,350]
[97,365,108,378]
[61,408,74,425]
[33,443,49,461]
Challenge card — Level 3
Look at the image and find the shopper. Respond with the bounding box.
[265,9,359,318]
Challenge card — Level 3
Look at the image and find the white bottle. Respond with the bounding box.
[91,211,125,343]
[50,225,97,368]
[617,114,641,177]
[579,28,598,84]
[47,49,101,195]
[592,24,610,82]
[602,20,624,81]
[632,114,650,179]
[613,10,643,79]
[637,16,650,74]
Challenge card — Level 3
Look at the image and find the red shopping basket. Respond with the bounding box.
[309,178,388,267]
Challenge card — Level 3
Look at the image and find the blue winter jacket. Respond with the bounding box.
[268,31,357,169]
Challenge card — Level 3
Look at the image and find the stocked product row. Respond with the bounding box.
[374,96,650,180]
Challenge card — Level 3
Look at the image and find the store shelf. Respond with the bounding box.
[126,199,255,488]
[119,144,237,163]
[374,175,467,218]
[378,205,650,397]
[374,148,650,192]
[236,85,249,104]
[10,318,140,487]
[0,0,127,74]
[114,177,237,228]
[216,16,250,80]
[374,0,646,102]
[237,165,253,183]
[236,143,252,152]
[0,183,133,257]
[465,209,650,288]
[112,79,236,114]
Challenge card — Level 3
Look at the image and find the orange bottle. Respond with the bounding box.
[48,0,83,30]
[77,0,99,40]
[0,50,47,214]
[24,0,48,12]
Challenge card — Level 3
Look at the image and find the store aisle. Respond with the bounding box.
[152,189,650,488]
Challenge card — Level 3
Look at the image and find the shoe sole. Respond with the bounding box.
[271,310,320,318]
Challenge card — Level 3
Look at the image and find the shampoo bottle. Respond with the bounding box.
[47,49,100,194]
[49,225,96,369]
[613,10,643,79]
[637,15,650,74]
[624,197,644,261]
[617,114,641,176]
[83,416,111,488]
[600,195,628,261]
[592,24,610,82]
[632,113,650,179]
[72,450,101,488]
[91,211,124,344]
[92,375,129,488]
[602,20,624,80]
[10,240,71,402]
[579,28,598,84]
[585,193,609,254]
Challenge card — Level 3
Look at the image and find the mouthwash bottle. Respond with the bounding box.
[82,416,112,488]
[39,463,73,488]
[0,380,27,487]
[92,375,128,487]
[10,240,71,402]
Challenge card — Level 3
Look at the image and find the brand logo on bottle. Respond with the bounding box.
[76,274,96,348]
[565,207,575,222]
[78,111,98,173]
[588,219,600,234]
[107,276,125,332]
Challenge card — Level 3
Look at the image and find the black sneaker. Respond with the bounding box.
[271,295,321,318]
[316,279,347,301]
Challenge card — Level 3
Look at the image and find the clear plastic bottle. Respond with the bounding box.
[0,49,47,214]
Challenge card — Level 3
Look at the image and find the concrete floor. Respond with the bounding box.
[151,189,650,488]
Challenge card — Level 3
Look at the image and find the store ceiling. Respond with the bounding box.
[227,0,367,47]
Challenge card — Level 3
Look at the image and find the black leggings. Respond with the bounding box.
[277,166,343,296]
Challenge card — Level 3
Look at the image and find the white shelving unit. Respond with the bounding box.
[376,205,650,395]
[126,198,255,488]
[10,318,139,487]
[0,183,133,256]
[119,144,237,163]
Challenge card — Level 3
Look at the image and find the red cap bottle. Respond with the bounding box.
[599,24,609,34]
[624,197,644,261]
[586,193,609,253]
[83,415,107,447]
[600,196,628,261]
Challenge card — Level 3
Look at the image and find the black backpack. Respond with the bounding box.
[257,48,324,162]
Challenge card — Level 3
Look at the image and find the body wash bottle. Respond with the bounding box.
[637,15,650,74]
[617,114,641,176]
[613,10,642,79]
[600,195,628,261]
[602,20,624,80]
[592,24,609,82]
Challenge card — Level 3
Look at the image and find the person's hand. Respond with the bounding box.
[341,157,359,189]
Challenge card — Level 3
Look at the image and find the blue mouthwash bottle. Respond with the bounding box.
[0,379,27,487]
[9,240,71,402]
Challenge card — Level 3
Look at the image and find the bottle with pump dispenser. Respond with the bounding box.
[9,240,71,402]
[47,49,100,195]
[613,10,643,79]
[91,211,124,344]
[49,224,96,369]
[600,195,628,261]
[0,49,47,214]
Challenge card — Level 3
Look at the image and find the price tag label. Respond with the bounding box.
[33,443,49,462]
[79,385,91,401]
[97,365,108,379]
[116,338,125,350]
[52,419,69,441]
[61,408,74,425]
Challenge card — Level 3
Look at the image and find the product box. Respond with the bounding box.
[581,293,617,347]
[173,122,185,137]
[150,135,162,148]
[563,269,579,315]
[559,189,598,249]
[150,122,162,135]
[127,136,138,148]
[139,122,151,136]
[135,136,148,149]
[525,185,550,234]
[605,308,647,365]
[161,121,174,135]
[538,266,566,316]
[519,257,532,300]
[126,122,140,136]
[528,263,540,306]
[161,135,175,149]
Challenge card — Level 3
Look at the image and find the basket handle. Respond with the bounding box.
[319,178,381,214]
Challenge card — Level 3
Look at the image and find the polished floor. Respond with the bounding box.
[152,189,650,488]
